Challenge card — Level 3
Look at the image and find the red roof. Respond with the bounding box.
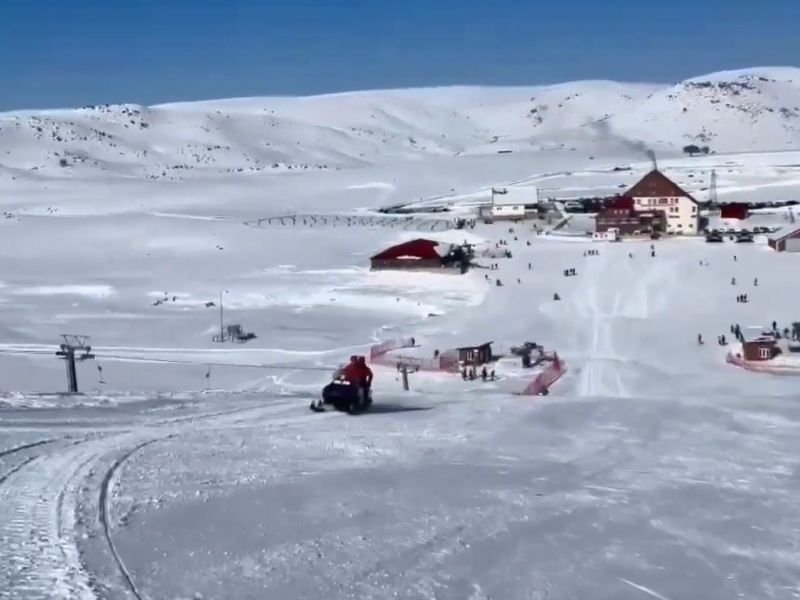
[371,239,442,261]
[625,170,697,203]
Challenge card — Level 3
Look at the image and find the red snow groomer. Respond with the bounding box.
[310,355,374,414]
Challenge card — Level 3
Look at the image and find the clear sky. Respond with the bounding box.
[2,0,798,110]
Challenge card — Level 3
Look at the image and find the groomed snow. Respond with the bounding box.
[2,69,800,599]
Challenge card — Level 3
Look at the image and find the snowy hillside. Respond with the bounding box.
[5,66,800,600]
[1,67,799,182]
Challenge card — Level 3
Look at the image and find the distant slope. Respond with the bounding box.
[1,67,798,181]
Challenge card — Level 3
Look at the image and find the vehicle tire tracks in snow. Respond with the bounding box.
[0,438,60,488]
[0,400,294,600]
[97,437,169,600]
[0,435,100,600]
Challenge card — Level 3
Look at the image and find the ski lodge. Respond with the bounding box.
[370,239,468,271]
[768,225,800,252]
[595,196,665,235]
[625,169,699,235]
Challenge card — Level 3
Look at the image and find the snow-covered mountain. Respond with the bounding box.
[1,67,799,181]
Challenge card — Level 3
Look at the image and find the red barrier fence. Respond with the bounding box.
[520,355,567,395]
[369,338,460,373]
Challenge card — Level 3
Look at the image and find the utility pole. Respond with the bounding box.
[55,334,95,394]
[214,290,227,343]
[219,290,225,342]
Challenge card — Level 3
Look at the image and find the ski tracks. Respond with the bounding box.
[573,249,677,399]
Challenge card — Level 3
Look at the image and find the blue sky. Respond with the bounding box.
[1,0,798,110]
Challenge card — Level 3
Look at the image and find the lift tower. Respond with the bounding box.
[56,334,95,393]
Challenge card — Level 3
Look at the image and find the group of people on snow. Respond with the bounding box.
[462,365,496,382]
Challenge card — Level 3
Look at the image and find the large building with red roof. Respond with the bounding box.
[370,239,467,271]
[595,196,666,235]
[625,169,699,235]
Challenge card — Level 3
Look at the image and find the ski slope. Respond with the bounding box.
[3,67,800,599]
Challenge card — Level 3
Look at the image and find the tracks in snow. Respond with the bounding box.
[0,436,99,599]
[0,401,291,600]
[98,438,168,600]
[572,250,675,398]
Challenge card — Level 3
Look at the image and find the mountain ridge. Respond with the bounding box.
[1,66,798,182]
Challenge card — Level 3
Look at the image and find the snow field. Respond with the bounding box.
[3,67,800,598]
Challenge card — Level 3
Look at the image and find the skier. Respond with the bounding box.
[754,278,758,287]
[528,262,532,270]
[734,255,738,262]
[553,292,561,301]
[697,333,704,345]
[731,277,736,285]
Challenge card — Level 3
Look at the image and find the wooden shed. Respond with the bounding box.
[720,203,750,220]
[742,338,779,361]
[768,226,800,252]
[456,342,493,366]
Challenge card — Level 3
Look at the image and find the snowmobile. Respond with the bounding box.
[310,376,372,414]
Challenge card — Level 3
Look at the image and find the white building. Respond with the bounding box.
[625,170,699,235]
[482,186,537,221]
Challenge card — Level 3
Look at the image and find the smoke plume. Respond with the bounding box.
[591,120,656,167]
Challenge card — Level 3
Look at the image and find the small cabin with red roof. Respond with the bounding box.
[370,239,468,272]
[626,170,699,235]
